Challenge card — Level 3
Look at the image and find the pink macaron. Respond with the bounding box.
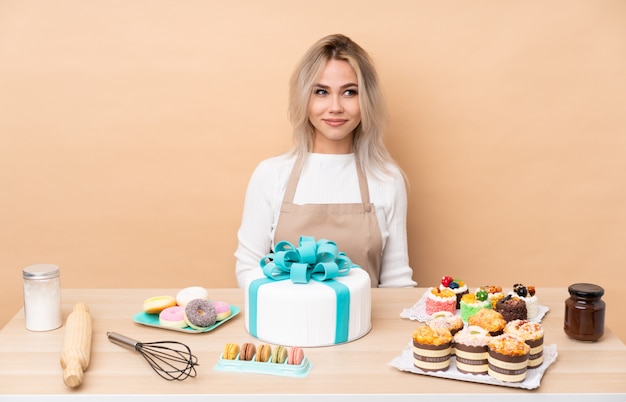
[288,346,305,365]
[159,306,186,329]
[211,301,231,321]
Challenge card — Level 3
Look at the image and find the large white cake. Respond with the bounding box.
[244,267,372,347]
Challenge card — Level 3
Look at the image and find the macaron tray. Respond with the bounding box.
[132,305,240,333]
[214,352,312,378]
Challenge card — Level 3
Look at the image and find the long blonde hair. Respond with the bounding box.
[288,34,401,178]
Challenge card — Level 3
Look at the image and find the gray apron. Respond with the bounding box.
[274,155,383,287]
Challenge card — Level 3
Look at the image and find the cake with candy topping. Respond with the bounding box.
[244,236,371,347]
[495,294,527,322]
[511,283,539,319]
[459,288,491,323]
[439,276,469,308]
[483,285,505,309]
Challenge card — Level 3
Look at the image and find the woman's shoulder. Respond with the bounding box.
[250,152,296,180]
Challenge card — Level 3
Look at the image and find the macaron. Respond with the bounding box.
[288,346,305,365]
[223,343,240,360]
[271,345,288,364]
[255,344,272,362]
[239,342,256,361]
[159,306,186,329]
[211,300,231,321]
[176,286,209,307]
[143,295,177,314]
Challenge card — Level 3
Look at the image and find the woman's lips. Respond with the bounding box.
[324,119,348,127]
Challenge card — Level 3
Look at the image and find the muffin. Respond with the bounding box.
[495,295,527,322]
[427,311,464,336]
[427,311,464,356]
[468,308,507,336]
[454,326,491,375]
[487,334,530,382]
[504,319,545,368]
[424,287,457,316]
[412,325,453,372]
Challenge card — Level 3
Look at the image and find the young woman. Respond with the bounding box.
[235,34,415,288]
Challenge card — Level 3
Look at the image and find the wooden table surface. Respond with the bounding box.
[0,287,624,401]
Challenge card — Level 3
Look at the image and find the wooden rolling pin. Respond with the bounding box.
[60,302,92,387]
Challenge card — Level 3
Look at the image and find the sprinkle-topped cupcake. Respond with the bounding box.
[439,276,469,309]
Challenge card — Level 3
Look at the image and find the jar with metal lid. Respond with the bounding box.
[22,264,62,331]
[563,283,605,341]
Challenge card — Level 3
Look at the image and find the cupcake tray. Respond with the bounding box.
[388,342,558,390]
[400,293,549,323]
[132,305,240,333]
[213,353,312,378]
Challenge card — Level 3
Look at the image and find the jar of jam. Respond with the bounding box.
[564,283,605,341]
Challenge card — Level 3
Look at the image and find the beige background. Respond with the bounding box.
[1,0,624,341]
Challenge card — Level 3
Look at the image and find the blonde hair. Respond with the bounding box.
[288,34,401,178]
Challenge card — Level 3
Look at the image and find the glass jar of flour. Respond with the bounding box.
[22,264,62,331]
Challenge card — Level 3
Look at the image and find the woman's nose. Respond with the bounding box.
[329,95,344,112]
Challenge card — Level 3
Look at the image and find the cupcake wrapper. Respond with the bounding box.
[413,341,452,372]
[487,349,529,382]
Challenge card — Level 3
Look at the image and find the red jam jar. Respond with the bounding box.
[564,283,605,341]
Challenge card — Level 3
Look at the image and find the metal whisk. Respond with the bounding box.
[107,331,199,381]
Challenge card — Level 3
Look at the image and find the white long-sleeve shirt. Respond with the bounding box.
[235,152,416,288]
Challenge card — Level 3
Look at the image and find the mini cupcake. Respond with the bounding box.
[424,287,457,316]
[454,326,492,375]
[439,275,469,309]
[512,284,539,319]
[487,334,530,382]
[460,288,491,323]
[504,319,545,368]
[468,308,507,336]
[412,326,453,372]
[427,311,464,356]
[483,285,505,309]
[495,295,527,322]
[427,311,464,336]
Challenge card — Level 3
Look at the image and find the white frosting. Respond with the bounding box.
[244,268,371,347]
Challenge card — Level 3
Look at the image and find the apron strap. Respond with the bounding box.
[284,154,372,210]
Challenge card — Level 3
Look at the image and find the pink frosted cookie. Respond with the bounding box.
[288,346,305,365]
[159,306,186,329]
[211,300,232,321]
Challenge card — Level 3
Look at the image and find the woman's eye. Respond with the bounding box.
[343,89,358,96]
[314,88,328,95]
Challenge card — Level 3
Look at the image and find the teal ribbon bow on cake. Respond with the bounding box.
[259,236,357,283]
[248,236,358,344]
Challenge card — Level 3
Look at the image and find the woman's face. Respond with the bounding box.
[308,59,361,154]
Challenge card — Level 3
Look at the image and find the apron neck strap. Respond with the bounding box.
[283,154,372,206]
